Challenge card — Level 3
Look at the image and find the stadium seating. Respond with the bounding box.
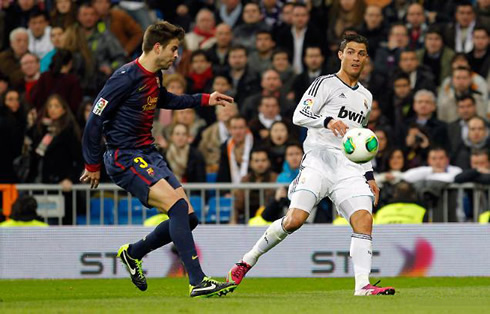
[76,198,114,225]
[117,198,158,225]
[206,197,233,223]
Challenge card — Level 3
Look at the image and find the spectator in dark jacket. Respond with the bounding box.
[451,116,490,170]
[0,90,26,183]
[30,49,82,114]
[357,5,388,60]
[0,28,29,90]
[455,148,490,184]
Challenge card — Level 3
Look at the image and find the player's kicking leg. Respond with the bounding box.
[148,180,235,297]
[226,190,314,285]
[341,198,395,296]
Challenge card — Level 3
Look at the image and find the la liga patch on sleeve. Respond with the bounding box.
[93,97,108,116]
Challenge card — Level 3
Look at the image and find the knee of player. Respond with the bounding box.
[282,214,305,232]
[349,209,373,231]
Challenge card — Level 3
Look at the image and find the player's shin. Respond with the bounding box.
[128,212,199,260]
[350,233,372,291]
[166,200,205,285]
[242,218,290,266]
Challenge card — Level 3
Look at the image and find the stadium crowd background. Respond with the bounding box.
[0,0,489,225]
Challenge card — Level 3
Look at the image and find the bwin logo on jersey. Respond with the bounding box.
[337,106,366,123]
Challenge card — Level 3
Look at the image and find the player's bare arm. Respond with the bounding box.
[367,180,379,207]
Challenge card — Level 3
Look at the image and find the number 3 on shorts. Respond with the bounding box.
[134,157,148,168]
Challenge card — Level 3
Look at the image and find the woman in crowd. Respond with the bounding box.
[165,123,206,183]
[375,148,407,207]
[28,94,82,186]
[265,121,293,174]
[50,0,77,28]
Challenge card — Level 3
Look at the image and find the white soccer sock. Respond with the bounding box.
[242,218,289,266]
[350,233,372,291]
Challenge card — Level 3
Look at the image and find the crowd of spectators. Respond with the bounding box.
[0,0,489,224]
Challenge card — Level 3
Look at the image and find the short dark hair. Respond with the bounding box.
[393,72,410,83]
[142,21,185,53]
[453,65,472,75]
[338,33,369,52]
[260,95,279,105]
[473,25,489,36]
[451,53,469,65]
[229,44,248,56]
[457,93,476,105]
[230,115,247,125]
[471,148,489,159]
[29,10,49,22]
[256,30,273,39]
[389,22,408,35]
[428,146,448,157]
[190,49,209,62]
[286,142,303,153]
[272,48,289,60]
[456,1,474,10]
[250,147,271,161]
[425,24,443,38]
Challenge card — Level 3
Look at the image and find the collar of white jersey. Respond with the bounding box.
[334,74,359,90]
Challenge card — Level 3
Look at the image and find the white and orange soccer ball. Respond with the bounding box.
[342,128,379,163]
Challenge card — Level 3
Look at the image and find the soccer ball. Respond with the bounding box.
[342,128,379,163]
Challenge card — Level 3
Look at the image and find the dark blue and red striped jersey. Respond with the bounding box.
[82,59,210,171]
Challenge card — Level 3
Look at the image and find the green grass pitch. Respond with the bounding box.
[1,277,489,313]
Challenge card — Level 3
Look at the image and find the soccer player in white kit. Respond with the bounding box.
[226,34,395,296]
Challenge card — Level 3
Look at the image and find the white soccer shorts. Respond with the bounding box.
[288,148,374,220]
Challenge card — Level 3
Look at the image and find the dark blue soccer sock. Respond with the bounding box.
[167,199,205,285]
[128,212,199,260]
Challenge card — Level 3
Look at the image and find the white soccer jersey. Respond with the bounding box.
[292,74,374,173]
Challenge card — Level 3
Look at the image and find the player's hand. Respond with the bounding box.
[327,119,349,137]
[80,169,101,189]
[367,180,379,207]
[209,92,233,107]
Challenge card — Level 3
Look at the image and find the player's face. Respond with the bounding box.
[47,98,66,120]
[389,150,404,171]
[338,42,368,79]
[250,152,270,175]
[285,146,302,169]
[4,91,20,113]
[158,38,180,70]
[270,122,288,145]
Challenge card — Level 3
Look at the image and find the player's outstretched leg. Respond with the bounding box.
[118,244,147,291]
[166,198,236,297]
[227,208,308,285]
[118,212,199,291]
[348,209,395,296]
